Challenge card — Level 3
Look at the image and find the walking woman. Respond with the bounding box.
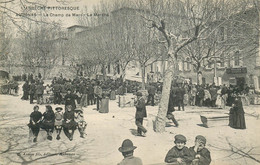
[54,107,64,140]
[28,105,42,142]
[63,105,77,141]
[41,105,55,140]
[229,96,246,129]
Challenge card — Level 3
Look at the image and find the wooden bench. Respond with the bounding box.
[200,113,229,128]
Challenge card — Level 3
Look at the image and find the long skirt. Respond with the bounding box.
[62,120,77,130]
[233,112,246,129]
[41,120,54,130]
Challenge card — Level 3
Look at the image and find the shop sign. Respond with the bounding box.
[226,67,247,74]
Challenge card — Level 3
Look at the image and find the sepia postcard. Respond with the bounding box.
[0,0,259,164]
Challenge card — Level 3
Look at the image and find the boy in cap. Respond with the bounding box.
[189,135,211,165]
[118,139,143,165]
[165,134,192,164]
[54,107,63,140]
[134,92,147,137]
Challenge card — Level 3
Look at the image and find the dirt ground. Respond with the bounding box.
[0,84,260,165]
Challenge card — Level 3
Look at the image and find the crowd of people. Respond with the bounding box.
[21,74,254,111]
[21,73,250,165]
[21,74,147,109]
[167,82,254,111]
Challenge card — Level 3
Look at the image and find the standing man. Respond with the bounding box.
[36,82,44,104]
[53,81,61,104]
[22,80,30,100]
[209,85,217,107]
[167,88,179,127]
[146,83,156,106]
[88,83,94,105]
[134,92,147,137]
[176,85,185,111]
[29,81,36,104]
[94,81,102,111]
[197,85,205,107]
[64,89,78,111]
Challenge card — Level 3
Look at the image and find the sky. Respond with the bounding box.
[4,0,114,29]
[42,0,112,27]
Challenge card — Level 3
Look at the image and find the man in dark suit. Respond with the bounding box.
[135,92,147,137]
[22,80,30,100]
[146,83,156,106]
[29,81,36,104]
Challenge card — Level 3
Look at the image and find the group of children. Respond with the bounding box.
[28,104,87,142]
[164,134,211,165]
[117,135,211,165]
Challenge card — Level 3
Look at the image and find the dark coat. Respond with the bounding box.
[35,84,44,95]
[53,84,61,93]
[168,90,175,114]
[148,85,156,95]
[229,99,246,129]
[165,146,193,164]
[63,111,77,130]
[41,111,55,129]
[209,87,218,100]
[64,93,77,109]
[135,97,147,119]
[197,87,205,99]
[29,83,36,94]
[189,146,211,165]
[23,82,30,92]
[28,111,42,128]
[176,87,185,100]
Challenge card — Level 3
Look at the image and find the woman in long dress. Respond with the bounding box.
[229,96,246,129]
[41,105,55,140]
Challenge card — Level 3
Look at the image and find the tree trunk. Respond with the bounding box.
[141,65,146,90]
[121,68,126,82]
[102,65,107,81]
[154,55,176,132]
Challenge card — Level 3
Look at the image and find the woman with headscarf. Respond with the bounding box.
[229,96,246,129]
[41,105,55,140]
[63,105,77,141]
[28,105,42,142]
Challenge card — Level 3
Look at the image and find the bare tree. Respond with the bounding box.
[20,22,63,78]
[134,0,218,132]
[208,138,260,164]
